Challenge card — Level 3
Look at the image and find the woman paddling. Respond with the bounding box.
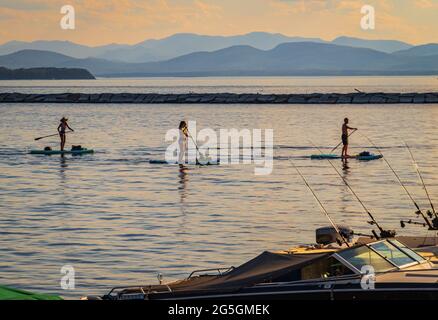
[178,121,188,164]
[57,117,74,151]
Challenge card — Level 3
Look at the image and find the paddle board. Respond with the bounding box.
[30,148,94,155]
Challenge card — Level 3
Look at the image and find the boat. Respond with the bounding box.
[84,229,438,301]
[29,148,94,155]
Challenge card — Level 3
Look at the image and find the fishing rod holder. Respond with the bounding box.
[400,219,427,228]
[400,217,438,231]
[378,229,397,239]
[431,217,438,230]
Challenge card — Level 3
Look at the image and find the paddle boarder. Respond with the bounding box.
[178,121,188,164]
[341,118,357,158]
[57,117,74,151]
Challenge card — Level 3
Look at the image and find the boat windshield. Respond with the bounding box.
[388,240,426,263]
[370,240,417,268]
[337,245,395,273]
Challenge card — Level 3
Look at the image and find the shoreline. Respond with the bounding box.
[1,92,438,104]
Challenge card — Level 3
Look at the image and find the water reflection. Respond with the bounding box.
[178,164,188,204]
[59,154,68,183]
[342,158,350,171]
[177,164,189,241]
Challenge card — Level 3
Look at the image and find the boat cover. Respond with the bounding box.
[164,251,329,294]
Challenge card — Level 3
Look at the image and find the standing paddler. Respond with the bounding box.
[341,118,357,158]
[178,121,189,164]
[57,117,74,151]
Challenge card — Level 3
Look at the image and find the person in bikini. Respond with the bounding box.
[57,117,74,151]
[341,118,357,158]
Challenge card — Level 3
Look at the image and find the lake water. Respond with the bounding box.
[1,75,438,94]
[0,77,438,299]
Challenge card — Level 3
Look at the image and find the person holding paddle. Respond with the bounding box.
[178,121,189,164]
[177,120,210,165]
[58,117,74,151]
[341,118,357,158]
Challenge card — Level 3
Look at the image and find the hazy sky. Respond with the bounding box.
[1,0,438,46]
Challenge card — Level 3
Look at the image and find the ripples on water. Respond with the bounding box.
[1,79,438,299]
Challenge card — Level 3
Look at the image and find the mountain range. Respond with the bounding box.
[0,32,438,77]
[0,32,416,63]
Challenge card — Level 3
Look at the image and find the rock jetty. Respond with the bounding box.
[1,92,438,104]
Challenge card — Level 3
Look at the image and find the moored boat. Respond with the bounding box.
[84,231,438,301]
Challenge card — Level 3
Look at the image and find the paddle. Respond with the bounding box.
[330,129,357,153]
[34,130,73,141]
[186,129,209,164]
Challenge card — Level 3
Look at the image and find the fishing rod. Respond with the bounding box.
[404,142,437,219]
[404,141,438,229]
[290,158,351,247]
[358,133,435,230]
[310,140,396,239]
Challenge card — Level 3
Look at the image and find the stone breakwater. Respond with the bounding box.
[1,92,438,104]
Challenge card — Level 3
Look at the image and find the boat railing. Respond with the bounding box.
[105,284,173,300]
[254,274,362,288]
[187,267,235,279]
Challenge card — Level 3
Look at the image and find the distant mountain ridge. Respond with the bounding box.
[98,32,326,63]
[0,66,95,79]
[0,40,127,59]
[1,32,429,63]
[2,42,438,77]
[394,43,438,57]
[332,36,412,53]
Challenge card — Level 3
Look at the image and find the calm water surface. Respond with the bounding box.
[0,78,438,299]
[1,76,438,94]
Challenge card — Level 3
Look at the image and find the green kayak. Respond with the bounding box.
[0,285,62,300]
[30,148,94,155]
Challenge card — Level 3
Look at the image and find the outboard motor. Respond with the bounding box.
[316,225,354,245]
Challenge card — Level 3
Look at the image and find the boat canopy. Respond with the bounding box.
[164,240,426,293]
[105,239,430,300]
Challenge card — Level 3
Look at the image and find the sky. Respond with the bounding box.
[0,0,438,46]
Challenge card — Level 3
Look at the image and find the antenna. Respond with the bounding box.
[310,140,396,239]
[359,133,435,230]
[290,158,351,247]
